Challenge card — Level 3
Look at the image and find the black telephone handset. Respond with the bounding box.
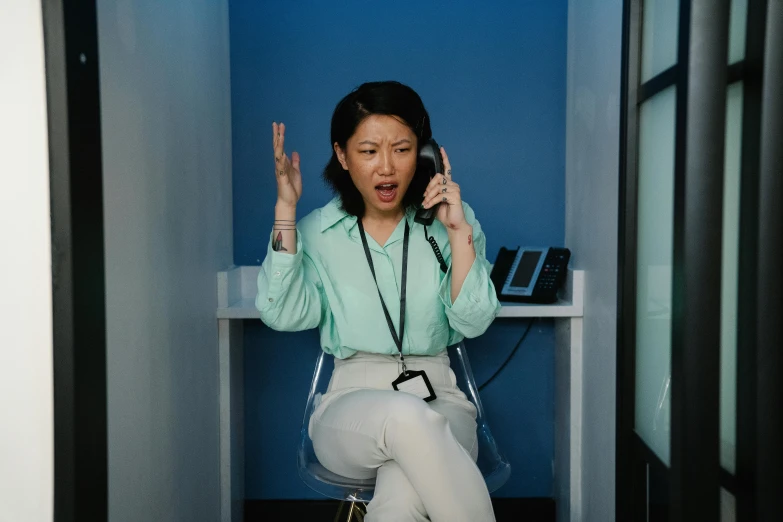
[414,138,449,273]
[414,138,445,226]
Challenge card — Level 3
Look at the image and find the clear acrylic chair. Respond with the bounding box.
[297,342,511,521]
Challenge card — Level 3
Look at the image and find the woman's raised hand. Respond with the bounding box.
[422,147,468,231]
[273,122,302,209]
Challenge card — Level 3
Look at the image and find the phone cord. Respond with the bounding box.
[423,226,449,274]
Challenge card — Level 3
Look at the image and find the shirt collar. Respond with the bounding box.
[319,197,417,235]
[319,197,353,232]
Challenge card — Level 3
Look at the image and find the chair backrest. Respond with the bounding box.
[297,342,511,501]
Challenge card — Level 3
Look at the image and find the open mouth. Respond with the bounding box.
[375,183,398,202]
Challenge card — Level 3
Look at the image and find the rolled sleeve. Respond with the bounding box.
[438,253,501,338]
[256,230,325,331]
[435,201,501,338]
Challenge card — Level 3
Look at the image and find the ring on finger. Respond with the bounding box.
[442,177,447,185]
[442,196,447,202]
[447,169,452,176]
[441,187,447,193]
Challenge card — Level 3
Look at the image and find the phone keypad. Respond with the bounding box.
[538,265,559,289]
[537,251,569,294]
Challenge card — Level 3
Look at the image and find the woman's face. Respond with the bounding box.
[335,114,418,217]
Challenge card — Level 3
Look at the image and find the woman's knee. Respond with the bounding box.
[387,393,447,425]
[383,394,450,450]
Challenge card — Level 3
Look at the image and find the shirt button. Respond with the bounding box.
[274,271,282,277]
[268,298,274,302]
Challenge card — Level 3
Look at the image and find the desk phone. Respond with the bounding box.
[490,246,571,304]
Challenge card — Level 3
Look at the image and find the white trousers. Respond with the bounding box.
[309,351,496,522]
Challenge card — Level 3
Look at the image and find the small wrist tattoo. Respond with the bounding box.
[273,231,288,252]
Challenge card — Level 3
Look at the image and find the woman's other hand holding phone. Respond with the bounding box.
[421,147,468,231]
[422,146,475,301]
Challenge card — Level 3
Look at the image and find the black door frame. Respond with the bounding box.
[616,0,770,520]
[670,1,730,520]
[754,2,783,520]
[734,1,770,520]
[41,1,108,521]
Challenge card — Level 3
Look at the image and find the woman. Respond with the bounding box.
[256,81,500,522]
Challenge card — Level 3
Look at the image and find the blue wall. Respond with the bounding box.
[229,0,567,499]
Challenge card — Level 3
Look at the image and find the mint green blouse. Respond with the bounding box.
[255,197,501,359]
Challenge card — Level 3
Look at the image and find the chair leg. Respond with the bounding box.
[334,500,367,522]
[352,502,367,522]
[333,501,346,522]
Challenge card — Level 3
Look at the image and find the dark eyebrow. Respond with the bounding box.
[356,138,412,147]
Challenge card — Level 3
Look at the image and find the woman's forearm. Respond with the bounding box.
[447,224,475,302]
[273,202,297,254]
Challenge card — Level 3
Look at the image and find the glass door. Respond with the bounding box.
[617,0,778,520]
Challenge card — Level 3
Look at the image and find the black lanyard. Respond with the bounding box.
[357,219,410,363]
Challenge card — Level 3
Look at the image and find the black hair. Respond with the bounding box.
[322,81,433,217]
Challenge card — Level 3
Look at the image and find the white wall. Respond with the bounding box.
[565,1,623,521]
[97,1,234,520]
[0,3,54,522]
